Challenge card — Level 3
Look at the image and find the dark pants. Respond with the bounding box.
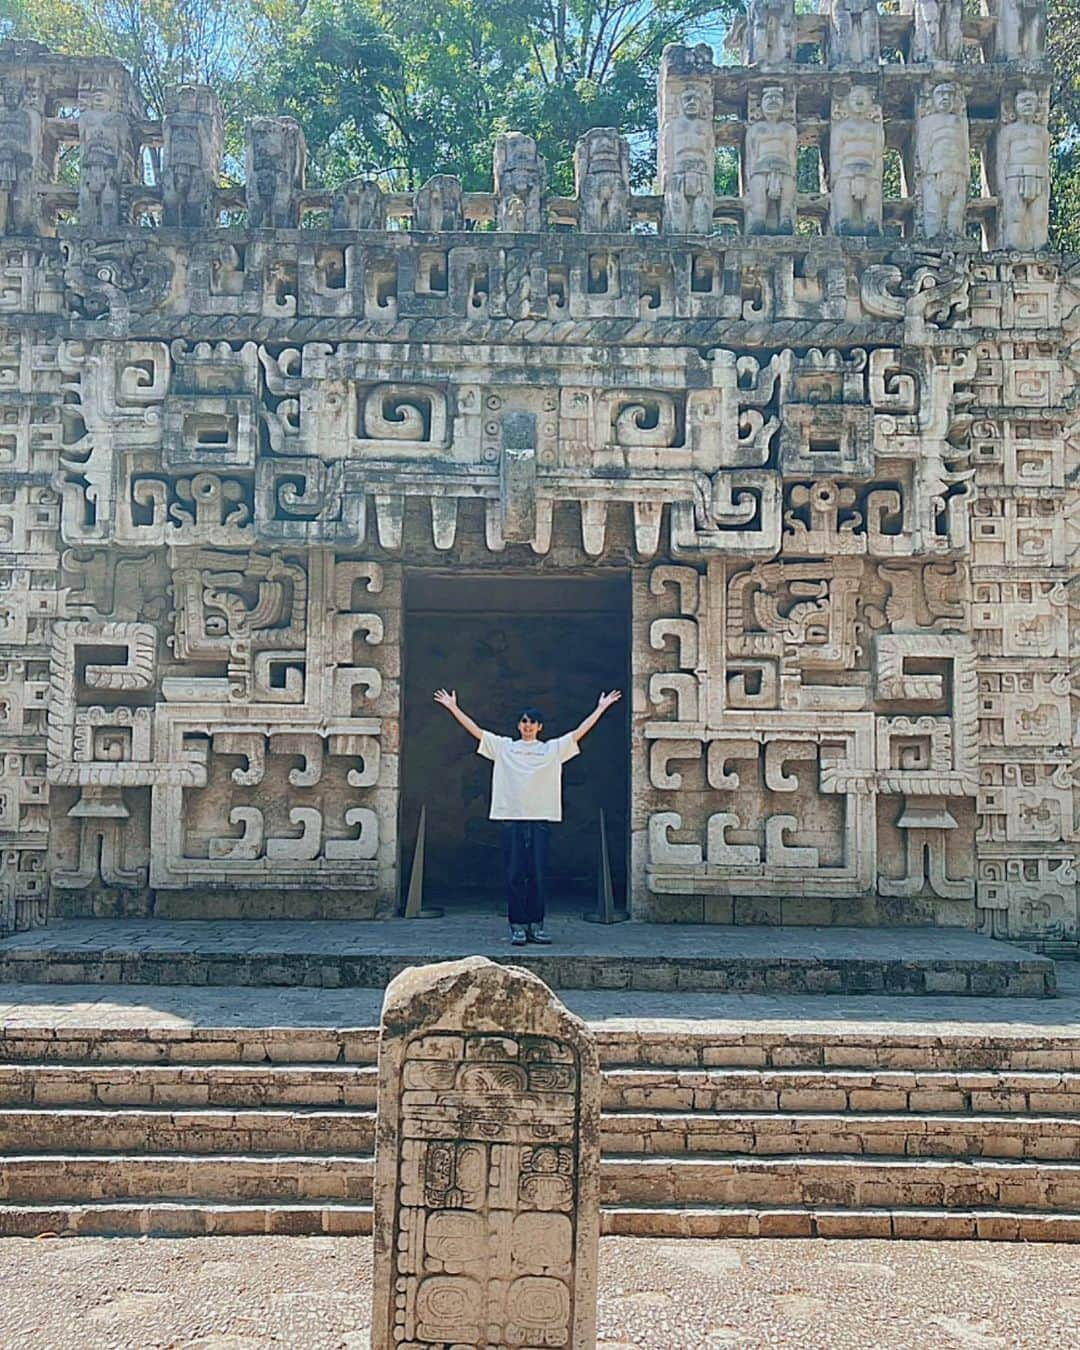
[502,821,550,927]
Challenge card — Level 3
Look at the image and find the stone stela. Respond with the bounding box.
[0,1,1074,955]
[371,957,601,1349]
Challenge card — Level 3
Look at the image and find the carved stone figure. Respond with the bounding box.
[826,0,881,68]
[494,132,546,232]
[911,0,965,62]
[574,127,631,233]
[371,958,600,1350]
[996,89,1050,250]
[829,84,885,235]
[331,178,385,230]
[162,85,223,228]
[745,0,796,67]
[245,116,307,229]
[916,82,970,237]
[0,74,44,234]
[745,85,797,235]
[658,44,715,235]
[996,0,1046,62]
[414,174,464,231]
[78,76,136,230]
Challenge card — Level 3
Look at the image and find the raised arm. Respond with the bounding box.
[433,688,484,742]
[572,690,622,744]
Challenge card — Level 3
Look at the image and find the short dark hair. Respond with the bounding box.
[517,707,544,724]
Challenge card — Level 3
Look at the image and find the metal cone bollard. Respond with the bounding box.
[583,807,628,923]
[402,805,443,918]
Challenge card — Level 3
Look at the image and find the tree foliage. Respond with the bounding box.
[0,0,283,112]
[264,0,741,190]
[1047,0,1080,252]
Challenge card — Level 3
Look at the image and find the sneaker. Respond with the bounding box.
[526,925,552,945]
[510,926,527,945]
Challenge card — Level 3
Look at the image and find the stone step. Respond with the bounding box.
[1,1200,1078,1242]
[0,1108,376,1156]
[0,1201,373,1238]
[3,1103,1080,1166]
[0,1154,374,1205]
[0,1028,380,1066]
[0,925,1055,997]
[601,1067,1080,1113]
[5,1151,1078,1214]
[6,1061,1079,1113]
[600,1205,1080,1242]
[0,1063,381,1108]
[2,1103,1079,1162]
[4,1025,1080,1073]
[601,1154,1080,1211]
[601,1112,1080,1160]
[594,1033,1080,1073]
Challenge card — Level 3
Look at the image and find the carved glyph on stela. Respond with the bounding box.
[0,5,1073,946]
[372,958,600,1350]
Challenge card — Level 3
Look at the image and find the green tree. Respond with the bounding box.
[0,0,286,164]
[264,0,741,190]
[1047,0,1080,252]
[261,0,402,185]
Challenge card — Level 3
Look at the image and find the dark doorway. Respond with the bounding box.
[400,571,630,911]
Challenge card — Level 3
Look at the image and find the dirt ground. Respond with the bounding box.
[1,1234,1078,1349]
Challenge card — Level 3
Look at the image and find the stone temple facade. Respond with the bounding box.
[0,0,1076,951]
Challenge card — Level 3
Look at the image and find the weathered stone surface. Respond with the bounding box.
[0,8,1072,949]
[371,957,601,1349]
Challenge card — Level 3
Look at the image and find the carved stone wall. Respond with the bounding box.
[0,10,1075,947]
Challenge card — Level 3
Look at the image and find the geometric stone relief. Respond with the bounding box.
[0,13,1075,948]
[372,958,600,1350]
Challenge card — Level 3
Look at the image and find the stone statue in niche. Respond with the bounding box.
[996,88,1050,251]
[745,84,797,235]
[829,84,884,236]
[745,0,796,68]
[494,131,546,232]
[162,85,222,228]
[911,0,965,63]
[245,116,307,229]
[996,0,1046,62]
[0,74,43,234]
[414,174,464,231]
[78,81,134,231]
[575,127,631,233]
[79,126,123,230]
[331,178,385,230]
[826,0,880,68]
[658,45,715,235]
[916,81,970,238]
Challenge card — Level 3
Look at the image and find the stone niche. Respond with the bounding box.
[371,957,600,1349]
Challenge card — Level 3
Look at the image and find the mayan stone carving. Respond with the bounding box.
[915,81,970,238]
[371,957,600,1350]
[0,6,1074,954]
[745,85,798,235]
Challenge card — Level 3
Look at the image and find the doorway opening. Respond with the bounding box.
[400,570,630,913]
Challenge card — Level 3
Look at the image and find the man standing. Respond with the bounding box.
[433,689,622,944]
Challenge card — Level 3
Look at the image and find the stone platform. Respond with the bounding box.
[0,917,1056,997]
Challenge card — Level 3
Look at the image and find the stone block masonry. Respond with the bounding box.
[0,2,1074,947]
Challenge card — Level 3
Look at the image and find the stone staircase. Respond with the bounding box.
[0,1024,1078,1241]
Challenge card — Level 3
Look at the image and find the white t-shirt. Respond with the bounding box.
[478,730,580,821]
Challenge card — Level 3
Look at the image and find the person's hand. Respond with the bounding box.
[596,690,622,711]
[433,689,458,710]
